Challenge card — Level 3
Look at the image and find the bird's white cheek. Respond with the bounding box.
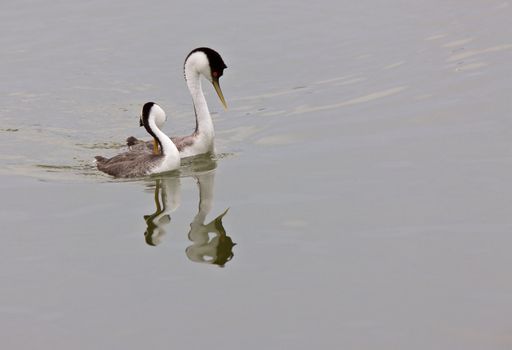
[200,65,212,82]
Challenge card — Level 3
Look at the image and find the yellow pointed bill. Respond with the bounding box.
[212,77,228,110]
[153,138,159,155]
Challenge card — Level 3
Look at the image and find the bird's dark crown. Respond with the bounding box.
[185,47,227,77]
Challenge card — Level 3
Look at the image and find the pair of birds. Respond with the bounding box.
[95,47,228,178]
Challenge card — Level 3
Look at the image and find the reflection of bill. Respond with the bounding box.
[186,172,236,267]
[143,177,181,246]
[186,208,235,267]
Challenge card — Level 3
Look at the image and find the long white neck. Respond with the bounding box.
[149,118,180,160]
[185,66,215,139]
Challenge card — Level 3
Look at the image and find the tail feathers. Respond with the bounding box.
[95,156,107,163]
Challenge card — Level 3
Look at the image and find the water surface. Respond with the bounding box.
[1,1,512,349]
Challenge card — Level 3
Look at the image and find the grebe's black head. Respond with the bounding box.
[139,102,167,151]
[184,47,228,109]
[140,102,155,128]
[139,102,154,127]
[139,101,167,128]
[186,47,227,78]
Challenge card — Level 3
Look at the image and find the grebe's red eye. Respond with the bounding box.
[212,71,218,78]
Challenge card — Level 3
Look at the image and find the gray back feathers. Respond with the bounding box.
[95,151,163,178]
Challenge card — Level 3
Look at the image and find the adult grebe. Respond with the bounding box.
[127,47,228,158]
[96,103,180,178]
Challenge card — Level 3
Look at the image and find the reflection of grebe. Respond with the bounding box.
[143,176,181,246]
[141,165,236,265]
[186,171,236,267]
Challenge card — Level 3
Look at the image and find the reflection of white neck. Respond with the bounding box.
[186,171,217,262]
[145,177,181,246]
[161,176,181,214]
[194,172,215,223]
[185,64,215,153]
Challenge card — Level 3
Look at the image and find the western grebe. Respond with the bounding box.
[138,104,167,155]
[95,102,180,178]
[127,47,228,158]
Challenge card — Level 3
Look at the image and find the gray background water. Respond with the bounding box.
[1,0,512,349]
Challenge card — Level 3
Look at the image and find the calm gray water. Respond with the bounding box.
[1,1,512,349]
